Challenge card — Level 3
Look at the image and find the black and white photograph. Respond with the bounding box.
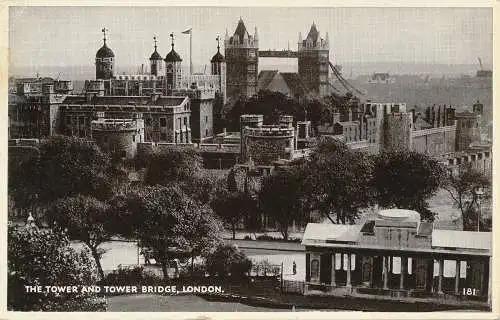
[4,4,496,316]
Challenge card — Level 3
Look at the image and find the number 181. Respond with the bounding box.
[462,288,479,296]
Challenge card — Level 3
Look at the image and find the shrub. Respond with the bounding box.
[206,244,252,279]
[101,265,161,287]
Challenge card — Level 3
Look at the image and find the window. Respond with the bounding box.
[248,50,256,58]
[132,135,135,142]
[79,116,85,125]
[146,118,152,126]
[160,118,167,127]
[183,117,187,126]
[205,129,208,137]
[205,116,208,124]
[310,259,319,279]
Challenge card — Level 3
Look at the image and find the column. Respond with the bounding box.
[454,260,460,295]
[438,259,444,294]
[346,253,352,288]
[383,256,388,289]
[400,256,407,290]
[331,253,336,287]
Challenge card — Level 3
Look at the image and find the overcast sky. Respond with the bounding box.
[9,6,493,72]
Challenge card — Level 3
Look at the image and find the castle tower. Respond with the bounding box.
[211,35,227,103]
[224,18,259,103]
[164,32,183,95]
[149,36,164,76]
[298,23,330,97]
[95,28,115,80]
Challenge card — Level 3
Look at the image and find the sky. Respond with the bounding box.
[8,6,493,75]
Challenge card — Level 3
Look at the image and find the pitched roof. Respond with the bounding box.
[414,117,432,129]
[305,23,319,43]
[233,18,250,43]
[280,73,310,97]
[302,223,362,244]
[432,230,491,251]
[257,70,278,90]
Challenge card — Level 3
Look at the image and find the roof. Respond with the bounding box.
[210,50,225,63]
[62,95,188,107]
[305,23,319,44]
[258,70,279,90]
[432,230,491,251]
[96,44,115,58]
[455,111,478,118]
[232,18,250,43]
[302,223,362,244]
[280,73,310,97]
[372,73,390,80]
[414,117,432,129]
[165,48,182,62]
[150,49,163,60]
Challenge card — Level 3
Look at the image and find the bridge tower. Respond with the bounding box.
[298,23,330,97]
[224,17,259,103]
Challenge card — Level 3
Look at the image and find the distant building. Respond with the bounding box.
[302,209,492,308]
[91,113,145,158]
[225,18,259,103]
[95,29,115,80]
[298,23,330,97]
[455,111,482,151]
[369,73,395,84]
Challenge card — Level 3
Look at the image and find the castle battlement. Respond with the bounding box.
[91,119,141,131]
[243,126,295,138]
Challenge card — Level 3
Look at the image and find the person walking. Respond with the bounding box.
[292,261,297,275]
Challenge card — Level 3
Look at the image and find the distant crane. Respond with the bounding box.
[476,56,492,78]
[477,57,484,70]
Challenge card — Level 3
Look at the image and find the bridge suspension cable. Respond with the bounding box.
[328,61,366,96]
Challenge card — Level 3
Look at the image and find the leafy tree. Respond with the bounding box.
[259,165,311,240]
[205,244,252,279]
[373,150,446,219]
[8,224,107,311]
[303,138,375,224]
[442,163,490,231]
[45,195,111,280]
[110,185,223,279]
[224,90,301,130]
[9,135,124,209]
[212,189,258,240]
[144,146,202,185]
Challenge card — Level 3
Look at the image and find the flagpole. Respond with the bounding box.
[190,30,192,75]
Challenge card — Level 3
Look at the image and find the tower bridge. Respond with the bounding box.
[258,50,298,58]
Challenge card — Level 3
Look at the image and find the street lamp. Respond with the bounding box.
[473,186,484,232]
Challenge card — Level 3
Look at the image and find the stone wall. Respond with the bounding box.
[383,112,413,151]
[412,125,456,156]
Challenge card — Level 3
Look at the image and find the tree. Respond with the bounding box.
[45,195,111,280]
[9,135,124,209]
[442,163,490,231]
[144,146,202,186]
[259,165,310,240]
[373,150,447,220]
[110,185,223,279]
[303,138,376,224]
[212,189,257,239]
[8,224,107,311]
[205,244,252,279]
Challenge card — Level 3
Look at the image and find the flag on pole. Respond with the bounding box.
[182,28,192,34]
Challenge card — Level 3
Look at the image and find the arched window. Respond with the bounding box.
[310,259,319,279]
